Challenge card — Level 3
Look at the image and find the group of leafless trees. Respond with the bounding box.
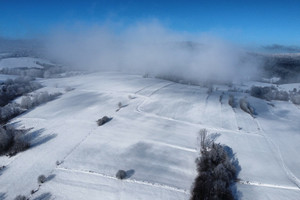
[0,77,43,123]
[250,86,289,101]
[227,94,255,117]
[20,91,61,110]
[290,88,300,105]
[239,98,255,116]
[191,129,239,200]
[0,77,41,106]
[250,85,300,105]
[227,85,300,117]
[0,59,66,123]
[0,90,61,124]
[0,102,24,124]
[0,126,29,157]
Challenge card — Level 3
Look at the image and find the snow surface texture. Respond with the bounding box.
[0,70,300,199]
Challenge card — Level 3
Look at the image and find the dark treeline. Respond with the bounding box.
[262,55,300,83]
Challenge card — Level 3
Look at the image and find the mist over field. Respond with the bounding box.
[45,22,261,82]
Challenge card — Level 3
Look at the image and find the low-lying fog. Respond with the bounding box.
[44,22,261,82]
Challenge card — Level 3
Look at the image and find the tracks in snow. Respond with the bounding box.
[238,179,300,191]
[135,90,261,137]
[135,84,260,137]
[1,154,20,167]
[61,127,97,161]
[135,83,300,190]
[49,83,191,196]
[56,166,189,194]
[135,82,174,113]
[254,118,300,189]
[227,99,300,189]
[134,81,167,95]
[145,140,197,153]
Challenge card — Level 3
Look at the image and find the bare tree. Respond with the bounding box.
[228,95,235,108]
[198,129,207,153]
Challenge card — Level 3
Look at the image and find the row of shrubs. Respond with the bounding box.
[228,95,255,116]
[0,77,41,107]
[239,98,255,116]
[191,129,239,200]
[250,86,288,101]
[227,85,300,117]
[0,102,23,124]
[250,85,300,105]
[0,91,61,124]
[20,91,61,109]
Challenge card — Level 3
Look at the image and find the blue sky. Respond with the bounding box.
[0,0,299,45]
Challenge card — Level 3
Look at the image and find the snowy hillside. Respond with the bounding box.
[0,57,52,70]
[0,58,300,200]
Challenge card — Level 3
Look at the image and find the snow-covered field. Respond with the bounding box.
[1,60,300,199]
[0,57,52,70]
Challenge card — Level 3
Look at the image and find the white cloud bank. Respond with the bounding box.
[45,22,261,82]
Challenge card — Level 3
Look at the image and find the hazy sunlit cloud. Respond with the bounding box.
[45,21,261,82]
